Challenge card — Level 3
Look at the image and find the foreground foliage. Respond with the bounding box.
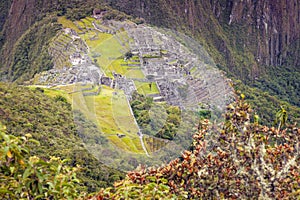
[0,125,82,199]
[96,97,300,199]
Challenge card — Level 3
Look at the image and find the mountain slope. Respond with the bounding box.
[0,0,299,124]
[0,83,124,192]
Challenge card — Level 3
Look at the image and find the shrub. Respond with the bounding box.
[0,125,84,199]
[95,97,300,199]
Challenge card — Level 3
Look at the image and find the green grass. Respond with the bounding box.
[28,85,72,102]
[37,84,145,154]
[57,17,141,80]
[94,37,125,74]
[42,17,148,154]
[75,21,86,30]
[160,50,168,55]
[81,18,94,29]
[108,58,145,78]
[134,81,160,95]
[143,135,169,154]
[54,84,78,93]
[125,69,145,79]
[86,32,112,49]
[81,86,144,153]
[57,17,81,33]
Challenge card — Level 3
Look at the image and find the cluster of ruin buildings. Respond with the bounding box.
[35,13,233,111]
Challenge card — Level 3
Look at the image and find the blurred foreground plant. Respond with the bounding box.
[0,124,85,199]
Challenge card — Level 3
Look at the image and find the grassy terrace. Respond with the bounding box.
[57,17,146,79]
[57,17,81,33]
[134,81,160,95]
[57,17,144,79]
[33,84,145,154]
[84,86,143,153]
[45,17,165,154]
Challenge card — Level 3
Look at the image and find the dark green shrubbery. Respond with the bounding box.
[130,92,181,140]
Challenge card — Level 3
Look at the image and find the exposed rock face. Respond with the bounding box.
[109,0,300,73]
[0,0,55,73]
[224,0,300,67]
[0,0,98,72]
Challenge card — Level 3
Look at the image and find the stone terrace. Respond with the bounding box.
[126,26,233,111]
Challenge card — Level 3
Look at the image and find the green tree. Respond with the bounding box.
[275,106,288,131]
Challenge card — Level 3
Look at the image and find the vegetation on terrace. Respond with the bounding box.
[42,84,145,155]
[134,81,159,95]
[130,92,181,140]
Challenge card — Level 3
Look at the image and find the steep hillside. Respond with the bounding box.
[0,83,124,192]
[0,0,104,80]
[2,0,299,79]
[0,0,12,37]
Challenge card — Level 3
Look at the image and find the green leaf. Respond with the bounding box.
[38,183,43,194]
[159,183,169,191]
[36,172,44,182]
[0,188,13,194]
[23,166,32,179]
[9,166,15,174]
[3,146,9,156]
[147,182,156,190]
[47,182,54,189]
[0,132,10,142]
[27,139,40,145]
[160,178,168,185]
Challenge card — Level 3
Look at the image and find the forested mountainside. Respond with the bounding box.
[111,0,300,68]
[0,0,299,124]
[2,0,299,80]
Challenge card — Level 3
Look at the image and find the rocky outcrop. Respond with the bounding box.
[223,0,300,67]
